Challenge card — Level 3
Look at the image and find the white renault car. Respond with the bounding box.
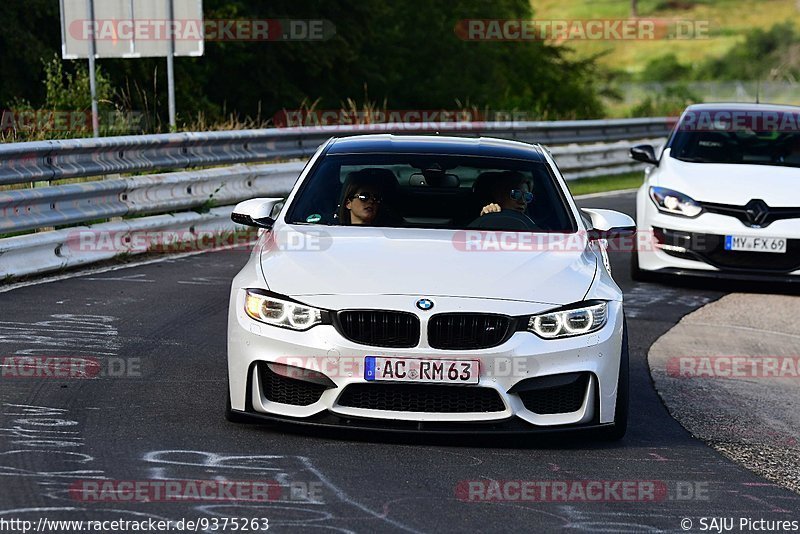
[226,135,635,439]
[631,103,800,282]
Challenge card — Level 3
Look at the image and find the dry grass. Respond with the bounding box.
[530,0,800,73]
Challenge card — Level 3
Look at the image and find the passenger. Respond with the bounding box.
[781,135,800,165]
[338,176,384,225]
[479,171,534,216]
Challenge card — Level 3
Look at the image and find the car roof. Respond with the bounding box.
[683,102,800,114]
[326,134,547,161]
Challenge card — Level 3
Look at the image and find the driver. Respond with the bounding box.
[781,134,800,165]
[337,168,404,226]
[338,177,384,225]
[479,171,533,216]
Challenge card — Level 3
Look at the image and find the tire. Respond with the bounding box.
[600,321,629,441]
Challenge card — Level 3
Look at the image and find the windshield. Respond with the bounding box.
[669,118,800,168]
[284,154,577,232]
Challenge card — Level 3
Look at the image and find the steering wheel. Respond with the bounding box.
[467,209,539,231]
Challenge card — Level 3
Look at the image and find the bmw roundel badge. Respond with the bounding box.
[416,298,434,311]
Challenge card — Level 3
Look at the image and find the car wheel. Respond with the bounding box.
[225,376,254,424]
[600,320,629,441]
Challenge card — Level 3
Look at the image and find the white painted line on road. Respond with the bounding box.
[0,249,211,295]
[689,322,800,340]
[82,273,155,283]
[574,188,638,200]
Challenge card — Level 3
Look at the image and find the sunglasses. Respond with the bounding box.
[352,192,382,203]
[510,189,533,203]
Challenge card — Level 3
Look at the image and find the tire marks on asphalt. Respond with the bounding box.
[622,283,715,319]
[142,450,423,533]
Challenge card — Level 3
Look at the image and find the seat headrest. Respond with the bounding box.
[345,168,399,191]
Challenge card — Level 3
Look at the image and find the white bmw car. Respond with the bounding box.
[226,135,635,439]
[631,103,800,282]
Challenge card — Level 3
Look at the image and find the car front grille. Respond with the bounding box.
[259,364,328,406]
[700,201,800,228]
[337,384,506,413]
[336,310,420,348]
[428,313,514,350]
[654,228,800,273]
[516,373,590,414]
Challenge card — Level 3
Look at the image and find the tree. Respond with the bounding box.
[0,0,608,129]
[0,1,61,108]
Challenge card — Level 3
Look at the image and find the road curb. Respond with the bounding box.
[648,292,800,494]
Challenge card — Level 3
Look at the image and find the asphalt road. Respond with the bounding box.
[1,191,798,533]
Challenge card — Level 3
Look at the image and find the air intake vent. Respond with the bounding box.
[516,373,590,414]
[338,384,505,413]
[260,364,328,406]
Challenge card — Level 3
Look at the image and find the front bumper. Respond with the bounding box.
[636,188,800,279]
[226,407,617,435]
[227,292,625,431]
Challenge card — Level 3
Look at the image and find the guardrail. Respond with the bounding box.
[0,119,669,186]
[0,118,670,280]
[1,163,301,234]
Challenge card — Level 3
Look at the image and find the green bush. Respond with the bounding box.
[699,22,800,81]
[43,56,112,111]
[629,84,701,117]
[1,56,143,141]
[639,54,692,82]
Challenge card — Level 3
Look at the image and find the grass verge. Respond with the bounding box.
[531,0,799,73]
[567,171,644,196]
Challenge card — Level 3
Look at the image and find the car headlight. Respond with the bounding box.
[527,301,608,339]
[649,187,703,217]
[244,290,323,330]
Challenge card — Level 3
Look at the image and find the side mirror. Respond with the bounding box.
[582,208,636,240]
[231,198,283,229]
[630,144,658,165]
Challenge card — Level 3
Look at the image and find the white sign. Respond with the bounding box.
[60,0,204,59]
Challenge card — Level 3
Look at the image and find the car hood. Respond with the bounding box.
[259,226,597,306]
[657,149,800,206]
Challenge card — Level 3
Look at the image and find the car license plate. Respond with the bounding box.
[724,235,787,254]
[364,357,479,384]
